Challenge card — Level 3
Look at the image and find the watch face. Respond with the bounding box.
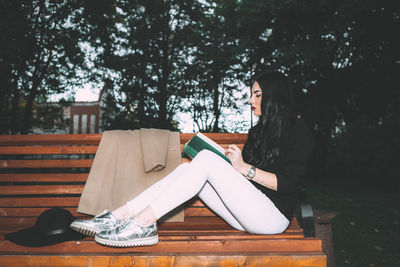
[247,167,256,178]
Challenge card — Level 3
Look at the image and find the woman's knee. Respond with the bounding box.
[193,149,220,164]
[177,162,189,170]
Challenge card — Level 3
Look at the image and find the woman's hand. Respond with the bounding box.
[225,144,249,176]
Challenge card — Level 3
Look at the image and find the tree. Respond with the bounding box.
[96,0,209,130]
[238,0,400,186]
[179,0,250,132]
[0,0,99,134]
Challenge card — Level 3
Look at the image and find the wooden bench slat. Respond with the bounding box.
[0,146,98,155]
[0,134,102,146]
[180,133,248,144]
[0,197,80,207]
[0,207,81,217]
[0,145,243,155]
[0,185,84,195]
[0,206,222,219]
[0,217,233,232]
[0,173,88,182]
[0,159,93,168]
[0,229,304,241]
[0,206,215,218]
[0,238,323,253]
[0,254,327,267]
[0,133,247,146]
[0,216,301,234]
[184,207,216,217]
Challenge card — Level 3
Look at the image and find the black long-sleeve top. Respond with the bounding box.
[249,118,315,220]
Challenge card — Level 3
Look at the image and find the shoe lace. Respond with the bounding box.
[94,210,109,219]
[118,216,134,228]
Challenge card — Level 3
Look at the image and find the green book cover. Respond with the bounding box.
[182,133,231,164]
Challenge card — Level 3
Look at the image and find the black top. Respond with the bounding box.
[249,118,315,220]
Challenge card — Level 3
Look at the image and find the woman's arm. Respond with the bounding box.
[225,145,278,191]
[239,162,278,191]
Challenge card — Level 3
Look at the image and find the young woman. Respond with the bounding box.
[70,71,315,247]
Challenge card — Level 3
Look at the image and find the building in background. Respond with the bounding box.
[67,101,100,134]
[31,90,104,134]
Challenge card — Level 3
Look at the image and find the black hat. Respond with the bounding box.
[5,208,85,247]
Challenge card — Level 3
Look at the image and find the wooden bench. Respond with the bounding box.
[0,133,328,266]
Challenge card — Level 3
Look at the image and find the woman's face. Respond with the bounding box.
[249,81,262,116]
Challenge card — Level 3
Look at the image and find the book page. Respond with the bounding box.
[196,133,225,154]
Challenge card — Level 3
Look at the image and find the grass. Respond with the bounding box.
[307,185,400,267]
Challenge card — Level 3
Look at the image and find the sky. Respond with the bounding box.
[74,84,100,101]
[53,83,252,133]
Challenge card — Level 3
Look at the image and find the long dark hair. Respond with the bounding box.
[242,71,296,170]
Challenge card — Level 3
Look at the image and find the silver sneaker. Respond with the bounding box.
[70,210,120,237]
[94,217,158,247]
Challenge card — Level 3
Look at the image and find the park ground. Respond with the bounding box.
[307,185,400,267]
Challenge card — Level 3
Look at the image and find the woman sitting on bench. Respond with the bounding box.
[71,71,315,248]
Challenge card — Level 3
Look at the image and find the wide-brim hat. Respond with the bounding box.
[5,208,85,247]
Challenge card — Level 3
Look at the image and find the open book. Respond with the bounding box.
[182,133,231,163]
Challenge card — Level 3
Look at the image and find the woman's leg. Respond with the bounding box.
[148,150,289,234]
[198,182,245,231]
[113,163,189,218]
[94,150,290,247]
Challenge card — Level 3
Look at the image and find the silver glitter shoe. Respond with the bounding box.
[70,210,120,237]
[94,217,158,247]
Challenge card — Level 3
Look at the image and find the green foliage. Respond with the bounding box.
[0,0,94,133]
[238,0,399,187]
[1,0,398,190]
[31,100,71,133]
[327,113,400,191]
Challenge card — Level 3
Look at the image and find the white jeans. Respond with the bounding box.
[126,150,289,234]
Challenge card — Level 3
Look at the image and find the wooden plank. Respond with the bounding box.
[0,159,93,168]
[0,253,326,267]
[180,133,248,144]
[0,185,84,195]
[0,197,201,208]
[0,133,248,146]
[160,217,302,233]
[0,144,243,155]
[0,146,98,155]
[0,254,326,267]
[0,238,323,253]
[0,207,81,217]
[0,217,231,232]
[159,232,304,240]
[0,207,214,218]
[191,199,206,207]
[184,207,217,217]
[0,197,80,207]
[0,216,302,234]
[0,134,102,146]
[0,173,88,182]
[180,144,244,151]
[0,217,300,234]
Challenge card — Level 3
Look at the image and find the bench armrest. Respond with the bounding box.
[295,189,315,237]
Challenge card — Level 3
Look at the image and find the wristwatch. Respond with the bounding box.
[246,166,256,180]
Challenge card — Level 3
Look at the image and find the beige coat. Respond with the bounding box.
[77,129,183,222]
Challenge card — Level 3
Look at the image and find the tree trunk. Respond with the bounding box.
[157,1,171,129]
[20,54,51,134]
[212,72,221,132]
[10,88,21,134]
[21,91,36,134]
[137,78,146,128]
